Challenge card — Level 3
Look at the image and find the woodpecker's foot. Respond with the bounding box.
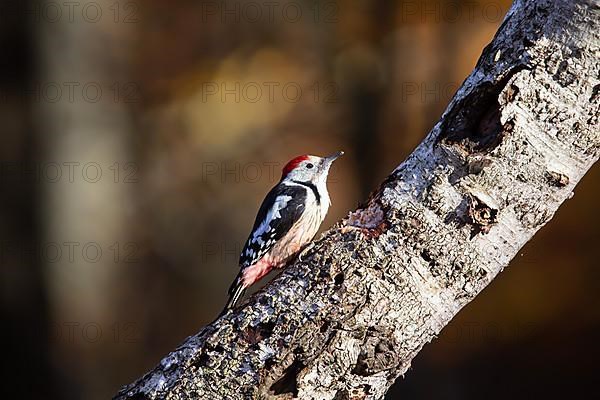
[298,242,316,262]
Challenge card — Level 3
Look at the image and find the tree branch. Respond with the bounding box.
[116,1,599,398]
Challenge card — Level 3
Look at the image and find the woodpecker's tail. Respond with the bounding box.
[221,275,246,316]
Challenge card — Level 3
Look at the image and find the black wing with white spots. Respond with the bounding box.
[239,183,307,269]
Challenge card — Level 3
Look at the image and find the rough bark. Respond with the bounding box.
[116,1,599,399]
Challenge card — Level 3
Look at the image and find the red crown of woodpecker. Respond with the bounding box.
[281,155,310,178]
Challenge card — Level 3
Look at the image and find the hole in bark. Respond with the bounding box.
[320,320,330,333]
[443,92,503,153]
[546,171,569,187]
[420,250,432,262]
[438,65,526,153]
[264,357,276,370]
[270,359,304,396]
[259,321,276,334]
[243,321,276,345]
[194,352,210,367]
[467,195,498,238]
[334,272,345,285]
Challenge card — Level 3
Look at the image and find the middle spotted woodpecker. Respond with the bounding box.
[222,151,344,312]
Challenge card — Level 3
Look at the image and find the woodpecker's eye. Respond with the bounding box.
[306,163,314,169]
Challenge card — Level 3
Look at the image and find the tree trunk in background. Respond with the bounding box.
[117,1,599,398]
[37,1,135,398]
[0,1,57,398]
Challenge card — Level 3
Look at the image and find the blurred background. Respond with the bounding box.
[1,0,598,399]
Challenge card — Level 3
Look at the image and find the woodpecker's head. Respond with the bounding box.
[281,151,344,185]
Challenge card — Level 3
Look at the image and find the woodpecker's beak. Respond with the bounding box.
[325,151,344,163]
[320,151,343,177]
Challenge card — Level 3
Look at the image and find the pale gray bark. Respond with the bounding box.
[116,1,599,399]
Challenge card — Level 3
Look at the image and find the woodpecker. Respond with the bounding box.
[222,151,344,312]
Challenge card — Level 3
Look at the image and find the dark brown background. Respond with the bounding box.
[1,1,597,399]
